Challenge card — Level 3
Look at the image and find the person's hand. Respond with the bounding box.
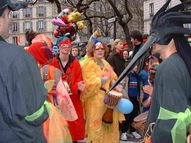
[143,84,153,96]
[142,96,151,107]
[114,84,123,93]
[78,81,85,91]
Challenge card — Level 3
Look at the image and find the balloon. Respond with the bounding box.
[116,98,133,114]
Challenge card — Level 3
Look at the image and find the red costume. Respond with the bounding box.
[51,56,85,141]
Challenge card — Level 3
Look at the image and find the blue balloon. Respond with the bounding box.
[116,98,133,114]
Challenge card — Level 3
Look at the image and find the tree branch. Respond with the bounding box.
[66,0,76,8]
[87,0,100,6]
[179,0,189,2]
[79,0,100,12]
[125,0,133,22]
[107,0,123,19]
[83,15,108,20]
[54,0,61,13]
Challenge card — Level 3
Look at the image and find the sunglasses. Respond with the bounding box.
[95,43,104,50]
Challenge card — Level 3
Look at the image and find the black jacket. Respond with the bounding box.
[0,36,48,143]
[107,51,125,76]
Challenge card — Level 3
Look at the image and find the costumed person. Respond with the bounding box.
[81,42,125,143]
[146,1,191,142]
[27,34,73,143]
[109,0,191,143]
[0,1,49,142]
[51,36,85,143]
[27,34,53,67]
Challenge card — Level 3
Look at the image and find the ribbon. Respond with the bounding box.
[158,107,191,143]
[25,101,50,121]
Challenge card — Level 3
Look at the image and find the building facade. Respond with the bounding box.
[7,0,57,46]
[143,0,181,35]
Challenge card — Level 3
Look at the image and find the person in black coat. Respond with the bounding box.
[0,1,48,142]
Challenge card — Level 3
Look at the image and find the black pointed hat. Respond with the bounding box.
[151,0,191,45]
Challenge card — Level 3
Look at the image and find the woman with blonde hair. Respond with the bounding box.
[107,39,126,77]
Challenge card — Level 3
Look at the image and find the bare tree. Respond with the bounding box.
[64,0,104,35]
[32,0,143,46]
[107,0,143,49]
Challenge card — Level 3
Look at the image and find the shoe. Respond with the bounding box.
[120,133,128,141]
[131,131,142,139]
[126,132,134,138]
[126,133,139,142]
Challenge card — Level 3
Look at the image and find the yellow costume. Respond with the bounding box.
[81,57,124,143]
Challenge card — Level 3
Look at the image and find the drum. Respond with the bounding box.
[132,111,148,136]
[102,90,123,124]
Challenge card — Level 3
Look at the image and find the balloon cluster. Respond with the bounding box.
[52,8,86,41]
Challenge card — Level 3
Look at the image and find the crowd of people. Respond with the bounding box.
[1,0,191,143]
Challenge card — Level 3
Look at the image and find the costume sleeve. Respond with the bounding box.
[82,61,102,99]
[70,59,83,96]
[8,52,48,125]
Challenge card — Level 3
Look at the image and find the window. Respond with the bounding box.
[12,36,18,45]
[37,20,46,31]
[37,6,46,17]
[12,22,19,32]
[23,8,32,18]
[149,3,154,17]
[23,21,32,32]
[184,24,191,29]
[12,11,19,19]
